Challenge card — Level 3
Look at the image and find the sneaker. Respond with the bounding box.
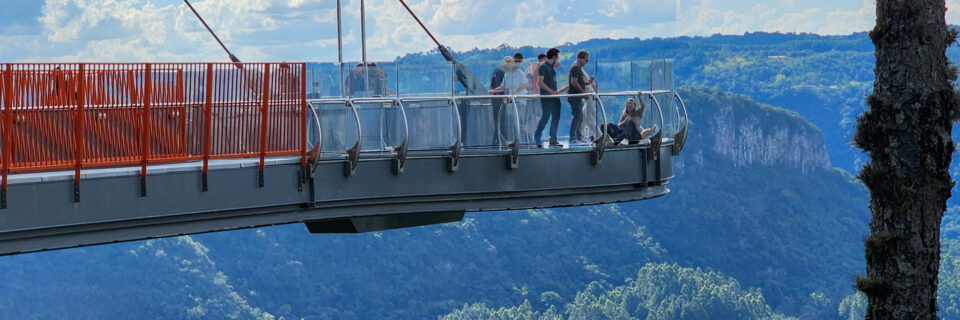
[549,142,563,148]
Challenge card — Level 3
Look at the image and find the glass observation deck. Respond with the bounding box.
[0,59,688,256]
[305,59,687,174]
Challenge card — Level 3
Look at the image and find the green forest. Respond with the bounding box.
[1,32,959,319]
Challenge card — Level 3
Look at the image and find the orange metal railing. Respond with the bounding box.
[0,62,308,200]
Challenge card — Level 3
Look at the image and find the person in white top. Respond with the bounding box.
[490,53,535,143]
[578,64,599,143]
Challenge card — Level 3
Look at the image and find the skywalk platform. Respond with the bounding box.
[0,60,687,255]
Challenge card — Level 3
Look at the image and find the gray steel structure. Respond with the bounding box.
[0,89,688,256]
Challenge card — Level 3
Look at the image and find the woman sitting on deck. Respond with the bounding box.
[606,98,654,145]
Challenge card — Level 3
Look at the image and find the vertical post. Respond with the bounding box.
[177,68,186,155]
[337,0,345,97]
[361,0,367,65]
[300,63,308,168]
[202,63,213,191]
[299,63,309,191]
[259,64,271,187]
[141,63,152,197]
[1,64,12,209]
[74,64,86,203]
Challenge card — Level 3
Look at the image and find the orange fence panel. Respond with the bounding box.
[0,62,307,180]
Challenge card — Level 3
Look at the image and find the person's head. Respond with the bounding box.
[513,53,524,64]
[576,50,590,66]
[537,53,547,62]
[625,98,638,112]
[546,48,560,62]
[502,56,516,70]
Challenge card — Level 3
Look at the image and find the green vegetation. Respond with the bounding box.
[441,263,788,320]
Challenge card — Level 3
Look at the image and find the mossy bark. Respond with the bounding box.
[854,1,957,319]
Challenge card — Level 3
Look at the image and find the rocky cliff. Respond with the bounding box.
[680,87,831,175]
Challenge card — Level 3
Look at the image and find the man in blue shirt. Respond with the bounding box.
[534,48,569,147]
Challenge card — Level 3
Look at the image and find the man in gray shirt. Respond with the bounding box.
[567,50,592,144]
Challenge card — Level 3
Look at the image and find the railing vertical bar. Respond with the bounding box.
[2,64,12,208]
[259,64,270,187]
[74,63,86,202]
[140,63,152,197]
[203,63,213,191]
[177,67,186,157]
[300,63,308,168]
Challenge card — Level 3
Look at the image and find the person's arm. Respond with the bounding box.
[489,85,505,94]
[538,75,554,94]
[617,114,631,128]
[569,68,585,93]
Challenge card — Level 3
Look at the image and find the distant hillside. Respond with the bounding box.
[0,87,874,320]
[2,32,959,320]
[408,32,960,205]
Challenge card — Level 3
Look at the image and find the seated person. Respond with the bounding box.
[614,98,654,144]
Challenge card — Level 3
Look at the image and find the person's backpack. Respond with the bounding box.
[490,68,505,94]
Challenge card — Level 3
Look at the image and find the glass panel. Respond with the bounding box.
[342,61,398,98]
[306,63,343,98]
[595,60,634,93]
[631,60,652,91]
[312,100,359,158]
[352,101,403,153]
[456,96,499,148]
[397,61,454,97]
[515,97,541,146]
[403,99,459,150]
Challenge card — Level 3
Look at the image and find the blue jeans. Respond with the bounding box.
[535,97,561,144]
[568,98,584,141]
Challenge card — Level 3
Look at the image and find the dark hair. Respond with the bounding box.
[513,53,523,60]
[576,50,589,59]
[537,53,547,60]
[546,48,560,59]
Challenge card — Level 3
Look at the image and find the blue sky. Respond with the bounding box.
[0,0,949,62]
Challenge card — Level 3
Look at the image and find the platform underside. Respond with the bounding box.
[0,144,673,256]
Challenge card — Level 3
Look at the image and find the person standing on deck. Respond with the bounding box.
[534,48,569,148]
[488,56,510,146]
[522,53,547,145]
[567,50,592,145]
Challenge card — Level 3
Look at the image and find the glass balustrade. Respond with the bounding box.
[305,58,679,158]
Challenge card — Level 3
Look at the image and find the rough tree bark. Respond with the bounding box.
[854,0,958,319]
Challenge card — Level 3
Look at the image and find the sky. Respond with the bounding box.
[0,0,955,63]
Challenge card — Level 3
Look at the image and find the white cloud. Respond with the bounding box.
[3,0,960,63]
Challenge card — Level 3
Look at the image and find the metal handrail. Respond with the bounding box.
[645,92,666,161]
[449,97,463,171]
[307,104,323,174]
[673,92,689,155]
[591,93,609,164]
[507,96,521,168]
[393,99,410,173]
[344,100,362,176]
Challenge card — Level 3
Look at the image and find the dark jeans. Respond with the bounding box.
[535,97,561,144]
[616,123,643,143]
[568,98,584,141]
[491,97,503,145]
[458,102,470,145]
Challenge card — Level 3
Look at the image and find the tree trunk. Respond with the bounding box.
[854,0,958,319]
